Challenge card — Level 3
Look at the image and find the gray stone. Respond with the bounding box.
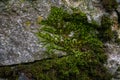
[116,0,120,3]
[105,43,120,74]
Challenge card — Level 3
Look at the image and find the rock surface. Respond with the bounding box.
[0,0,51,65]
[0,0,120,67]
[105,43,120,74]
[112,67,120,80]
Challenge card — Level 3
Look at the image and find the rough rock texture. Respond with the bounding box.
[105,43,120,74]
[112,67,120,80]
[64,0,105,24]
[0,0,52,65]
[0,0,119,66]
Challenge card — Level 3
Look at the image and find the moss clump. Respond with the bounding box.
[98,15,113,42]
[0,7,112,80]
[102,0,118,12]
[115,38,120,44]
[0,0,9,4]
[0,56,111,80]
[0,67,17,80]
[36,6,111,80]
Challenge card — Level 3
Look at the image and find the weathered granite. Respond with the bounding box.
[105,43,120,74]
[0,0,51,65]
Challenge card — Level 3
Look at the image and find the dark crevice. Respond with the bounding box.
[115,9,120,24]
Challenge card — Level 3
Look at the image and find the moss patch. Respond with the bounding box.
[102,0,118,12]
[0,7,112,80]
[97,15,113,42]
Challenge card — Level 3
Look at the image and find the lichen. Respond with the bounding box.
[24,21,31,27]
[36,16,43,24]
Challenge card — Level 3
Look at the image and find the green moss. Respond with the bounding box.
[0,55,111,80]
[115,38,120,44]
[98,15,114,42]
[0,67,17,80]
[0,7,112,80]
[102,0,118,12]
[36,6,111,80]
[0,0,9,4]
